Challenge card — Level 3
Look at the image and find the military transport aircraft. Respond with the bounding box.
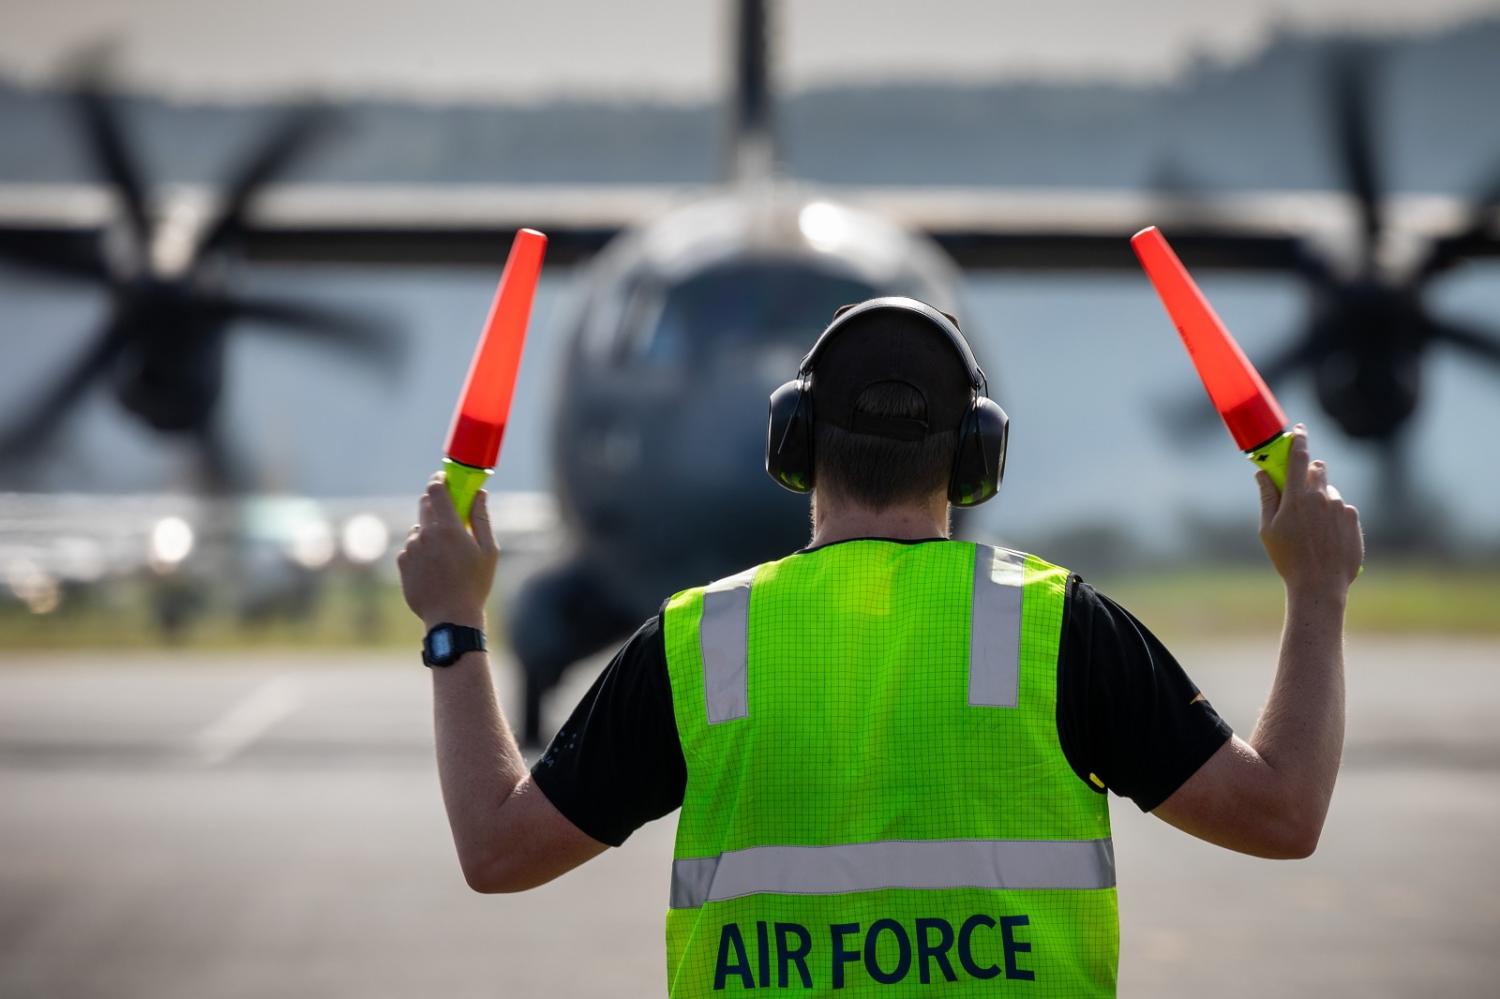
[2,3,1497,742]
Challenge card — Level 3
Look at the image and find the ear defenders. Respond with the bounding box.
[765,297,1009,507]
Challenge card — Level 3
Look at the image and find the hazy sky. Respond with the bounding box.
[2,0,1499,101]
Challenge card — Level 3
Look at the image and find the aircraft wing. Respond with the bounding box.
[0,182,1494,272]
[861,187,1497,271]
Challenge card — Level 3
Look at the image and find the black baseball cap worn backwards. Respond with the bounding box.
[808,298,979,441]
[765,296,1010,507]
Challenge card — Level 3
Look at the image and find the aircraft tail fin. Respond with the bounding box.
[724,0,776,184]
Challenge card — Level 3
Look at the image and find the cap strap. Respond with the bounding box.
[847,411,930,441]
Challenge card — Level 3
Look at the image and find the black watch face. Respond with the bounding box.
[428,628,455,663]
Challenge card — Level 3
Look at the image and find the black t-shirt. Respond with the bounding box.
[532,559,1232,848]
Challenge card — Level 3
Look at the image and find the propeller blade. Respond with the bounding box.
[1152,389,1228,440]
[0,230,107,283]
[1328,44,1384,263]
[1145,157,1216,203]
[1286,241,1338,291]
[192,419,250,497]
[1143,158,1234,226]
[1368,428,1423,549]
[71,86,152,251]
[0,320,124,462]
[196,106,334,257]
[1430,316,1500,369]
[1252,334,1319,388]
[1414,157,1500,283]
[214,293,403,373]
[1471,162,1500,226]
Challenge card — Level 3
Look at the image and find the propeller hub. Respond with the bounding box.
[1313,282,1424,440]
[148,196,210,280]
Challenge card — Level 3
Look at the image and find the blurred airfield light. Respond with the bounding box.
[289,518,336,570]
[6,558,61,614]
[798,201,850,253]
[149,516,195,573]
[341,513,390,565]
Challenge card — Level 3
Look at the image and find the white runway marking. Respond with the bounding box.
[192,675,304,766]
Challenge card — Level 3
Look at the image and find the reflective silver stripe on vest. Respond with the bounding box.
[700,567,756,724]
[669,838,1115,909]
[969,545,1026,708]
[670,856,721,909]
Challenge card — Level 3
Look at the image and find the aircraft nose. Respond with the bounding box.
[756,343,805,384]
[595,426,642,473]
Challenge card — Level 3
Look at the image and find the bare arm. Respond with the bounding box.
[400,479,607,892]
[1153,426,1362,859]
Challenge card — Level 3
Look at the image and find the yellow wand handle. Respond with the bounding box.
[1247,429,1362,576]
[441,457,493,526]
[1245,430,1293,492]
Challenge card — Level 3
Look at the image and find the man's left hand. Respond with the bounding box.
[397,475,500,630]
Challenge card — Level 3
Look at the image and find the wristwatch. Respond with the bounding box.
[422,623,486,667]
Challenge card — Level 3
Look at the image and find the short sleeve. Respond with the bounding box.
[530,615,687,846]
[1057,579,1233,812]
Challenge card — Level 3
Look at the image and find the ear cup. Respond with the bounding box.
[766,379,815,493]
[948,397,1009,507]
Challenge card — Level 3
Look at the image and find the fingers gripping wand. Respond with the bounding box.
[441,228,548,523]
[1130,226,1295,491]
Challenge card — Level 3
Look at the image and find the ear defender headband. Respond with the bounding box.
[765,296,1009,507]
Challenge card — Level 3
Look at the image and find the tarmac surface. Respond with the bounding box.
[1,636,1497,998]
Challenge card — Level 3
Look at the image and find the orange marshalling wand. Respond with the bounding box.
[1130,225,1294,490]
[441,228,548,522]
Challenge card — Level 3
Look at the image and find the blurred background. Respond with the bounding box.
[1,1,1497,996]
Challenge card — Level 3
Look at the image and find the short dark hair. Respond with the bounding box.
[813,381,957,509]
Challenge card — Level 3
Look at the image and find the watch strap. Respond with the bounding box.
[422,623,487,667]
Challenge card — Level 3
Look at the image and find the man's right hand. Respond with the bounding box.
[1255,424,1364,593]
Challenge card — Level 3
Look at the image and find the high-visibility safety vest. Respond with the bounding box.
[661,539,1116,996]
